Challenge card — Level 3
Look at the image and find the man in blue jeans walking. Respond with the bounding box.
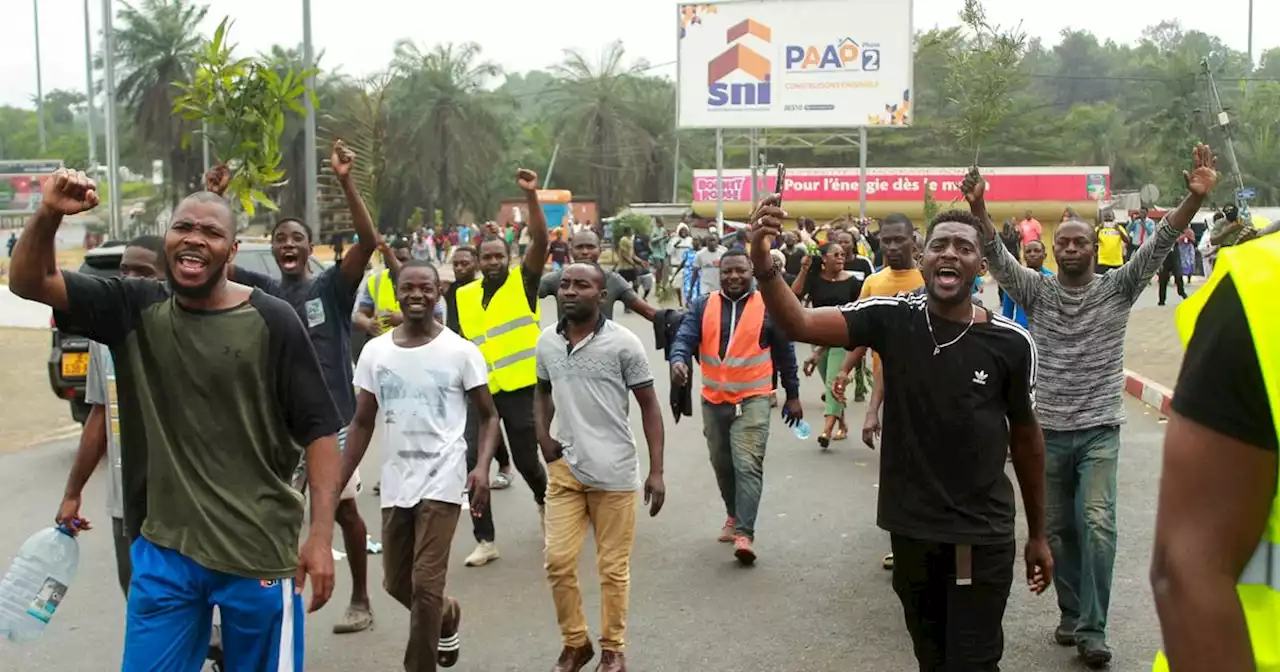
[977,144,1220,669]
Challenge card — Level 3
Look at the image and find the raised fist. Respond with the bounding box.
[204,164,231,196]
[960,167,986,204]
[331,139,356,179]
[516,168,539,193]
[41,169,99,216]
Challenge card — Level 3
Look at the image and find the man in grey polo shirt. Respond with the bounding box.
[534,262,667,672]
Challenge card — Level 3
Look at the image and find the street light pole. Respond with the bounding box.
[33,0,48,155]
[102,0,123,238]
[82,0,97,168]
[302,0,320,240]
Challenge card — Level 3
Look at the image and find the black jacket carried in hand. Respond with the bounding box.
[654,308,693,423]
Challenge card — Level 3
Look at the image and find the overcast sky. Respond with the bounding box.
[1,0,1272,109]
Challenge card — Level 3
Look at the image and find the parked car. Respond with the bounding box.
[48,241,325,424]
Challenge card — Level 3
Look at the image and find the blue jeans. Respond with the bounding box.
[702,396,771,540]
[1043,425,1120,646]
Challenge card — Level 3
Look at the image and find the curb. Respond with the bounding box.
[1123,369,1173,415]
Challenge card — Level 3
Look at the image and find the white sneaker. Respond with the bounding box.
[464,541,499,567]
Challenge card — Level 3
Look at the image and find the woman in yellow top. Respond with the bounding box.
[1095,212,1129,273]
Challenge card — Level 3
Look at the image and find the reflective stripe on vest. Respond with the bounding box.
[698,292,773,405]
[1155,235,1280,671]
[456,268,540,394]
[367,270,399,335]
[469,314,538,346]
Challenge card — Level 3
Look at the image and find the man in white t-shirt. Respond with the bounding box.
[340,260,502,671]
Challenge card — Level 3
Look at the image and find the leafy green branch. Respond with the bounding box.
[173,17,316,215]
[941,0,1028,164]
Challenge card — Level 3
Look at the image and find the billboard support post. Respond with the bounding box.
[671,134,680,202]
[858,126,868,219]
[748,128,758,206]
[715,128,724,225]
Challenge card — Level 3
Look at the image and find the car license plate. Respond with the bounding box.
[61,352,89,378]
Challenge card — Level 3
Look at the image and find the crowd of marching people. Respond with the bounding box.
[7,138,1279,672]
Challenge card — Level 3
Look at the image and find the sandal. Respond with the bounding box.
[832,427,848,441]
[332,604,374,634]
[491,471,512,490]
[817,433,831,450]
[438,597,463,667]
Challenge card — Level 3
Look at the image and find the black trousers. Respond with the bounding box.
[465,385,547,542]
[891,534,1015,672]
[1157,252,1185,304]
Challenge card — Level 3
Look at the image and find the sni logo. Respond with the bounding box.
[972,370,988,386]
[785,38,881,72]
[707,19,772,108]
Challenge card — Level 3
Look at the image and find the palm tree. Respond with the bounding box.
[113,0,207,205]
[550,41,651,215]
[389,41,505,225]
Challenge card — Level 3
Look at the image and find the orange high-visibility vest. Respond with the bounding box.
[699,292,774,405]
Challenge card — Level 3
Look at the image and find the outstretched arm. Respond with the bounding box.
[1113,145,1217,299]
[11,170,101,312]
[518,169,550,277]
[331,140,379,286]
[747,197,853,348]
[963,171,1043,310]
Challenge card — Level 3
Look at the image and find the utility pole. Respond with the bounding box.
[102,0,123,238]
[1247,0,1254,70]
[82,0,97,168]
[302,0,320,240]
[33,0,48,155]
[1202,58,1246,208]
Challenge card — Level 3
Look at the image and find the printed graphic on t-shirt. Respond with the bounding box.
[374,365,451,424]
[305,297,326,328]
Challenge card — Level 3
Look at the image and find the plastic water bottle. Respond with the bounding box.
[791,418,812,440]
[0,526,80,642]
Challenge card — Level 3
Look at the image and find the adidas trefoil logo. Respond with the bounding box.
[972,370,988,385]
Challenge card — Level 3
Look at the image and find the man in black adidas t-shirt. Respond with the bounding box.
[747,196,1053,670]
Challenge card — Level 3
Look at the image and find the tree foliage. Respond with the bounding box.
[174,18,316,215]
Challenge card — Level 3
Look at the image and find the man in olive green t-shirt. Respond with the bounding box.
[10,172,344,671]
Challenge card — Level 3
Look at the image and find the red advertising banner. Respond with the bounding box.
[692,167,1110,203]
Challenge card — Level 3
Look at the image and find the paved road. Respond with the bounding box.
[0,305,1170,671]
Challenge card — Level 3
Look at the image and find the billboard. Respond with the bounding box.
[692,167,1112,203]
[677,0,913,129]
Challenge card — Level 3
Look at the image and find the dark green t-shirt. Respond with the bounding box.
[54,273,343,579]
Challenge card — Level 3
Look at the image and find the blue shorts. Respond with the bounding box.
[124,537,304,671]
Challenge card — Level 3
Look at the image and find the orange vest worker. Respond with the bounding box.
[698,292,774,404]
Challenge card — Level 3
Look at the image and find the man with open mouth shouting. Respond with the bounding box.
[218,139,382,636]
[11,170,343,670]
[747,192,1053,671]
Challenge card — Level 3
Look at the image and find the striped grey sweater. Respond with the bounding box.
[984,221,1179,431]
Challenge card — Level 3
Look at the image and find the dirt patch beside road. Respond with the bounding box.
[0,327,80,452]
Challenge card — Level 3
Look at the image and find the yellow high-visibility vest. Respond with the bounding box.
[456,267,540,394]
[1154,234,1280,671]
[366,270,399,336]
